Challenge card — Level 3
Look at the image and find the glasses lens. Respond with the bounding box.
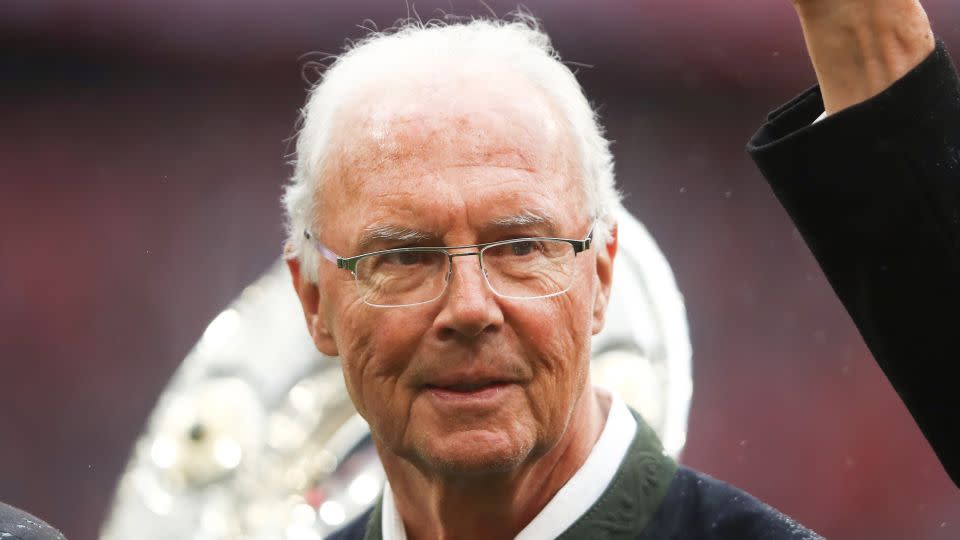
[482,239,576,298]
[353,249,449,306]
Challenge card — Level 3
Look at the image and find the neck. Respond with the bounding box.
[381,387,609,540]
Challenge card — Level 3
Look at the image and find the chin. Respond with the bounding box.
[408,427,538,477]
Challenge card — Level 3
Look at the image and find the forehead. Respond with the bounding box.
[316,70,583,243]
[340,71,569,168]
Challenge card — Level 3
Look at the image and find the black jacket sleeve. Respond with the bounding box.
[746,41,960,488]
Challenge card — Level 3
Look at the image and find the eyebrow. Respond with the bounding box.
[356,224,434,252]
[355,210,561,253]
[488,210,559,235]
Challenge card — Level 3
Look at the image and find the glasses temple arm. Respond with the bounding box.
[304,231,344,266]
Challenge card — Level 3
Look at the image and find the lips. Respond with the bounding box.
[423,381,515,409]
[420,371,521,409]
[426,380,506,392]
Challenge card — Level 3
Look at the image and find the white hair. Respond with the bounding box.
[283,14,621,282]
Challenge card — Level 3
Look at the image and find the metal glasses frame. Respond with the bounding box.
[303,228,594,306]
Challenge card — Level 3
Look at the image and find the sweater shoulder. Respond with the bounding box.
[637,466,822,540]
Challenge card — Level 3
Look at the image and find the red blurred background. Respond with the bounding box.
[1,1,958,539]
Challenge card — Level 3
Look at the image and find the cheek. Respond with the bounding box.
[540,276,595,362]
[512,288,595,416]
[332,305,430,421]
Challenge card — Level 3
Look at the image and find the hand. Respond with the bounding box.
[792,0,935,114]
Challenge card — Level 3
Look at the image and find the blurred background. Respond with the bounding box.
[1,1,958,539]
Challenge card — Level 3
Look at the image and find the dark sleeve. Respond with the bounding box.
[637,466,822,540]
[0,502,67,540]
[746,41,960,488]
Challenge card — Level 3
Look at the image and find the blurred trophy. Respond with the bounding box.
[100,208,692,540]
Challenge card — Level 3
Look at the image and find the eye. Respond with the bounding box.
[385,250,428,266]
[510,241,539,256]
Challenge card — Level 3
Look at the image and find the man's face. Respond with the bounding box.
[296,72,614,475]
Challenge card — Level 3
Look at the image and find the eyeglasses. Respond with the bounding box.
[304,228,594,307]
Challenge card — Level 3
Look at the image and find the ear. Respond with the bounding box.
[591,221,618,335]
[286,247,339,356]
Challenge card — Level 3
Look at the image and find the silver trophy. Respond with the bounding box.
[100,208,692,540]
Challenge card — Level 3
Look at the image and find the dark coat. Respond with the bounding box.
[748,40,960,488]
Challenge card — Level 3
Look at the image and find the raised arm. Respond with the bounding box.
[793,0,934,113]
[748,1,960,488]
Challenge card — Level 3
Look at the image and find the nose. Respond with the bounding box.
[433,253,504,339]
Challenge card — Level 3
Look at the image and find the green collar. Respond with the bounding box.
[364,408,676,540]
[363,494,384,540]
[555,408,676,539]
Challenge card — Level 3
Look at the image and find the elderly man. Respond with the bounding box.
[285,0,957,538]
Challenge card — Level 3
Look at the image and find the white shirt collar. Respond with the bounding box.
[381,388,638,540]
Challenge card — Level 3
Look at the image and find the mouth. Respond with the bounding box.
[425,380,509,393]
[421,379,517,407]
